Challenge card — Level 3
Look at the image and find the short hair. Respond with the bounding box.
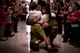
[38,0,46,7]
[30,2,37,10]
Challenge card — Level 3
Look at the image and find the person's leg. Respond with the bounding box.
[14,19,18,33]
[44,27,57,47]
[49,29,57,47]
[0,25,4,38]
[23,15,26,21]
[10,21,15,36]
[21,15,24,22]
[69,27,76,43]
[30,36,40,51]
[56,16,62,34]
[63,22,71,42]
[30,24,58,52]
[0,25,7,41]
[73,27,80,43]
[4,23,11,37]
[75,28,80,45]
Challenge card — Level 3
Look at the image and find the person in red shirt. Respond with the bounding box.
[0,3,9,41]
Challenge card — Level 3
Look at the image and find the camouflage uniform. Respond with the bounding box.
[31,23,46,43]
[29,17,58,48]
[48,18,58,45]
[49,19,58,30]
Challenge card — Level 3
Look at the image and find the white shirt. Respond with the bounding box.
[51,12,56,18]
[39,14,49,23]
[29,10,42,20]
[26,4,29,13]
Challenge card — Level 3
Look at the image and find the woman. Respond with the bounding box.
[40,4,58,47]
[0,3,9,40]
[12,2,19,33]
[67,2,80,44]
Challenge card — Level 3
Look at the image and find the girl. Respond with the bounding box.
[67,3,80,44]
[39,4,58,50]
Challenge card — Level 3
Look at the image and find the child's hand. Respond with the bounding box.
[42,22,49,28]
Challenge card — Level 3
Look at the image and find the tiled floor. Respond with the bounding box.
[0,21,80,53]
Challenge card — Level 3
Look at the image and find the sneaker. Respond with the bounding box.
[30,46,39,51]
[51,44,56,48]
[9,34,15,37]
[14,31,18,33]
[63,40,68,43]
[45,47,58,52]
[30,42,39,51]
[0,37,8,41]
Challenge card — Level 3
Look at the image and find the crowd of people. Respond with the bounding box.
[0,0,21,41]
[0,0,80,52]
[27,0,80,52]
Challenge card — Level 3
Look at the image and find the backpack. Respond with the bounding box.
[68,11,79,24]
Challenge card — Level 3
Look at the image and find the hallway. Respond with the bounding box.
[0,21,80,53]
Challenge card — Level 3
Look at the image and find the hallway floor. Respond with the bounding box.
[0,21,80,53]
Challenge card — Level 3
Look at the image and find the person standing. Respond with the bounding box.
[0,3,9,40]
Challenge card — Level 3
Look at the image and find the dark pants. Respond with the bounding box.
[63,22,71,41]
[4,23,11,37]
[44,27,56,44]
[21,15,26,22]
[56,15,62,34]
[14,19,18,32]
[0,24,5,38]
[70,27,80,43]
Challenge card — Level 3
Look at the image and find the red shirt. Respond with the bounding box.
[0,8,9,26]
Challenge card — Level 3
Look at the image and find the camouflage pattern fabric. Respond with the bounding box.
[49,19,58,29]
[31,23,46,43]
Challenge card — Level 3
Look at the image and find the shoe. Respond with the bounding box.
[51,44,56,48]
[63,40,68,43]
[9,34,15,37]
[74,42,80,48]
[31,46,39,51]
[45,47,58,52]
[14,31,18,33]
[0,37,8,41]
[30,42,39,51]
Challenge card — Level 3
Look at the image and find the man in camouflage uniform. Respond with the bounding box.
[48,18,58,46]
[29,17,58,52]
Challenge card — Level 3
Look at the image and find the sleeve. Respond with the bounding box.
[39,15,44,23]
[40,12,42,17]
[0,9,9,18]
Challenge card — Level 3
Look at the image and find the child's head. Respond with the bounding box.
[42,4,52,19]
[36,4,42,11]
[42,4,51,14]
[51,2,57,10]
[72,2,79,11]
